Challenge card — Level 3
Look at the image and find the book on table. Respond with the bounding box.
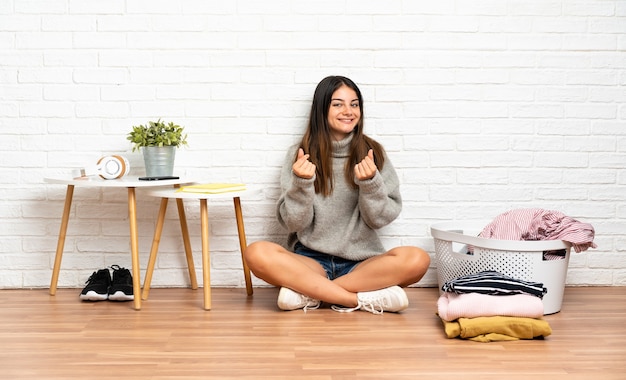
[177,183,247,194]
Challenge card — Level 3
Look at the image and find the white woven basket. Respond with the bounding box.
[431,221,571,315]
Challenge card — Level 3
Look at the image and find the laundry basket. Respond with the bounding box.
[431,221,571,315]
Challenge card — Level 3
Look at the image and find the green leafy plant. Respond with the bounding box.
[127,119,188,152]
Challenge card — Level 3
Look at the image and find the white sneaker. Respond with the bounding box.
[277,287,321,312]
[332,286,409,315]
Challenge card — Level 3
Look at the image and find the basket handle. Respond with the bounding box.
[431,222,570,252]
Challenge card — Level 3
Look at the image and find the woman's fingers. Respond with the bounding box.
[354,149,376,180]
[293,148,316,179]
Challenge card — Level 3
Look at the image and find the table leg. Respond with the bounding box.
[49,185,74,295]
[142,197,169,300]
[175,198,198,289]
[233,197,253,296]
[200,199,211,310]
[127,187,142,310]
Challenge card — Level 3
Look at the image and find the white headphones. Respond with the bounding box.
[97,155,130,180]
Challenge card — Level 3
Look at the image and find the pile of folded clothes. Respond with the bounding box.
[437,270,552,343]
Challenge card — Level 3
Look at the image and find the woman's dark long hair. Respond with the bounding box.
[299,75,385,196]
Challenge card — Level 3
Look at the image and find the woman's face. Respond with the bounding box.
[327,84,361,141]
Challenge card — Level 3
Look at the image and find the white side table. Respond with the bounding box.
[141,187,255,310]
[44,176,192,310]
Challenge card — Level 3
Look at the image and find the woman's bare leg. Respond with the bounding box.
[333,246,431,292]
[244,241,360,307]
[245,242,430,308]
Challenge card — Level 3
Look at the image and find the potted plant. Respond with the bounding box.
[127,119,188,177]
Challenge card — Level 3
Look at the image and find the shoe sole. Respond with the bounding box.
[108,291,134,301]
[79,291,108,301]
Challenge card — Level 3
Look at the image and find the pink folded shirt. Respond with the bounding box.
[437,292,545,322]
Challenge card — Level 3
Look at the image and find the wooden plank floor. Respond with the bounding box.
[0,286,624,380]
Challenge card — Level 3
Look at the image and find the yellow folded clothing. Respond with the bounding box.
[441,315,552,343]
[177,183,246,194]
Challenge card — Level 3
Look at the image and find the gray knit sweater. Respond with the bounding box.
[277,134,402,261]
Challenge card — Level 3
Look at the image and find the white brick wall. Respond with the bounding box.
[1,0,624,289]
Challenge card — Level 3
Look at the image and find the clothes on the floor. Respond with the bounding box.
[479,208,597,253]
[441,270,547,298]
[437,292,544,322]
[440,316,552,343]
[438,270,552,342]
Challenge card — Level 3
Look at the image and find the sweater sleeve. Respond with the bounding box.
[276,145,316,232]
[354,154,402,229]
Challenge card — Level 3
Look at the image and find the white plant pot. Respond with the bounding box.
[142,146,176,177]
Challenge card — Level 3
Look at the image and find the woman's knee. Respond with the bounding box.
[392,246,431,281]
[244,241,272,268]
[412,246,431,270]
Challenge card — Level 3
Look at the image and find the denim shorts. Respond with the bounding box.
[294,241,360,280]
